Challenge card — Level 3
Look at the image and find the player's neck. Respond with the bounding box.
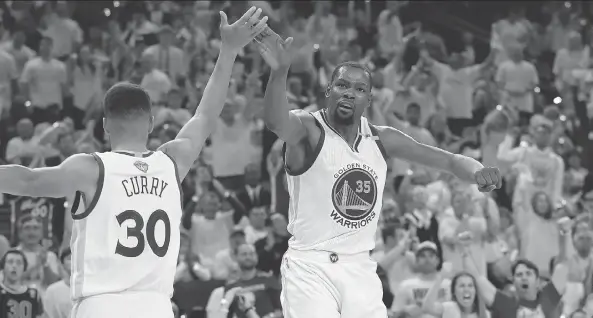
[110,141,149,154]
[326,115,361,146]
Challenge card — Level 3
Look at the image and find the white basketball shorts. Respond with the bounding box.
[280,248,387,318]
[71,291,174,318]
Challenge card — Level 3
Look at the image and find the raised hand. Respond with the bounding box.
[267,36,300,70]
[474,167,502,193]
[220,7,269,53]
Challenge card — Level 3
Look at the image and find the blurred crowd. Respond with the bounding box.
[0,1,593,318]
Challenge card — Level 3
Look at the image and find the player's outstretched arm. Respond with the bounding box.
[262,37,308,145]
[159,7,268,180]
[376,125,502,192]
[0,154,97,198]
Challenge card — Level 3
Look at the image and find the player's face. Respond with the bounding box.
[4,253,26,282]
[415,250,439,274]
[513,264,538,295]
[453,274,476,309]
[326,66,371,126]
[236,244,258,270]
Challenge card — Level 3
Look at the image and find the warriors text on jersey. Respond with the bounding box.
[69,151,182,301]
[0,284,43,318]
[284,110,387,254]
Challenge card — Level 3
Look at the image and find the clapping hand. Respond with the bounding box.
[557,216,572,234]
[220,7,269,54]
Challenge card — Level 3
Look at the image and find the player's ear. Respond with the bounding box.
[148,115,154,134]
[325,85,331,98]
[102,117,109,135]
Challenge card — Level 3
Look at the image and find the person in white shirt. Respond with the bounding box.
[42,1,83,60]
[19,37,68,125]
[371,223,415,293]
[43,248,73,318]
[211,230,247,281]
[392,241,451,318]
[497,114,564,203]
[243,206,269,244]
[422,45,497,136]
[0,48,18,119]
[1,29,36,74]
[139,53,172,105]
[143,25,186,84]
[496,46,539,125]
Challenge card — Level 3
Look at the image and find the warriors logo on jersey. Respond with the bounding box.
[330,163,379,229]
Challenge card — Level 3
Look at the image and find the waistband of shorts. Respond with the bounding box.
[285,248,370,263]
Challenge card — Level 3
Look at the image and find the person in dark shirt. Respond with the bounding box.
[222,244,282,318]
[460,218,570,318]
[0,249,44,318]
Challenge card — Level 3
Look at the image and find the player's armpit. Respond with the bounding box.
[158,114,211,180]
[0,153,97,198]
[267,109,310,145]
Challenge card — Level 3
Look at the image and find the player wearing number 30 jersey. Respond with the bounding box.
[0,6,270,318]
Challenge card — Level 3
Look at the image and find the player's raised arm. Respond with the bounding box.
[262,37,310,145]
[0,153,98,199]
[375,125,502,192]
[159,7,268,180]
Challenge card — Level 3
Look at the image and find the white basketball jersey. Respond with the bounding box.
[70,151,182,300]
[285,110,387,254]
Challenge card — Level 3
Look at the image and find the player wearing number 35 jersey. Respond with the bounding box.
[0,6,270,318]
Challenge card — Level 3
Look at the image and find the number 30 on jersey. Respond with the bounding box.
[115,209,171,257]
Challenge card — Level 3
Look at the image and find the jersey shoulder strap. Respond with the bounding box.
[367,123,388,161]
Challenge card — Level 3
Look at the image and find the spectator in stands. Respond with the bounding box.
[243,206,268,245]
[496,44,539,125]
[206,243,282,318]
[41,1,83,61]
[392,241,450,317]
[498,114,564,202]
[439,191,488,275]
[255,213,289,276]
[422,263,487,318]
[139,52,172,104]
[0,45,18,120]
[372,224,414,293]
[153,88,191,130]
[463,216,569,318]
[143,25,185,84]
[1,29,35,75]
[19,36,68,125]
[43,248,73,318]
[212,229,246,281]
[236,163,270,212]
[15,215,60,291]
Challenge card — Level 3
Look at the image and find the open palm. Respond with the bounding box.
[220,7,268,52]
[267,36,301,70]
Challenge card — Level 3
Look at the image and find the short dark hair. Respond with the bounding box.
[329,61,372,86]
[511,259,539,277]
[0,249,28,271]
[103,82,152,119]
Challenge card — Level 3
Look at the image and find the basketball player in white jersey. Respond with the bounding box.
[262,38,502,318]
[0,7,269,318]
